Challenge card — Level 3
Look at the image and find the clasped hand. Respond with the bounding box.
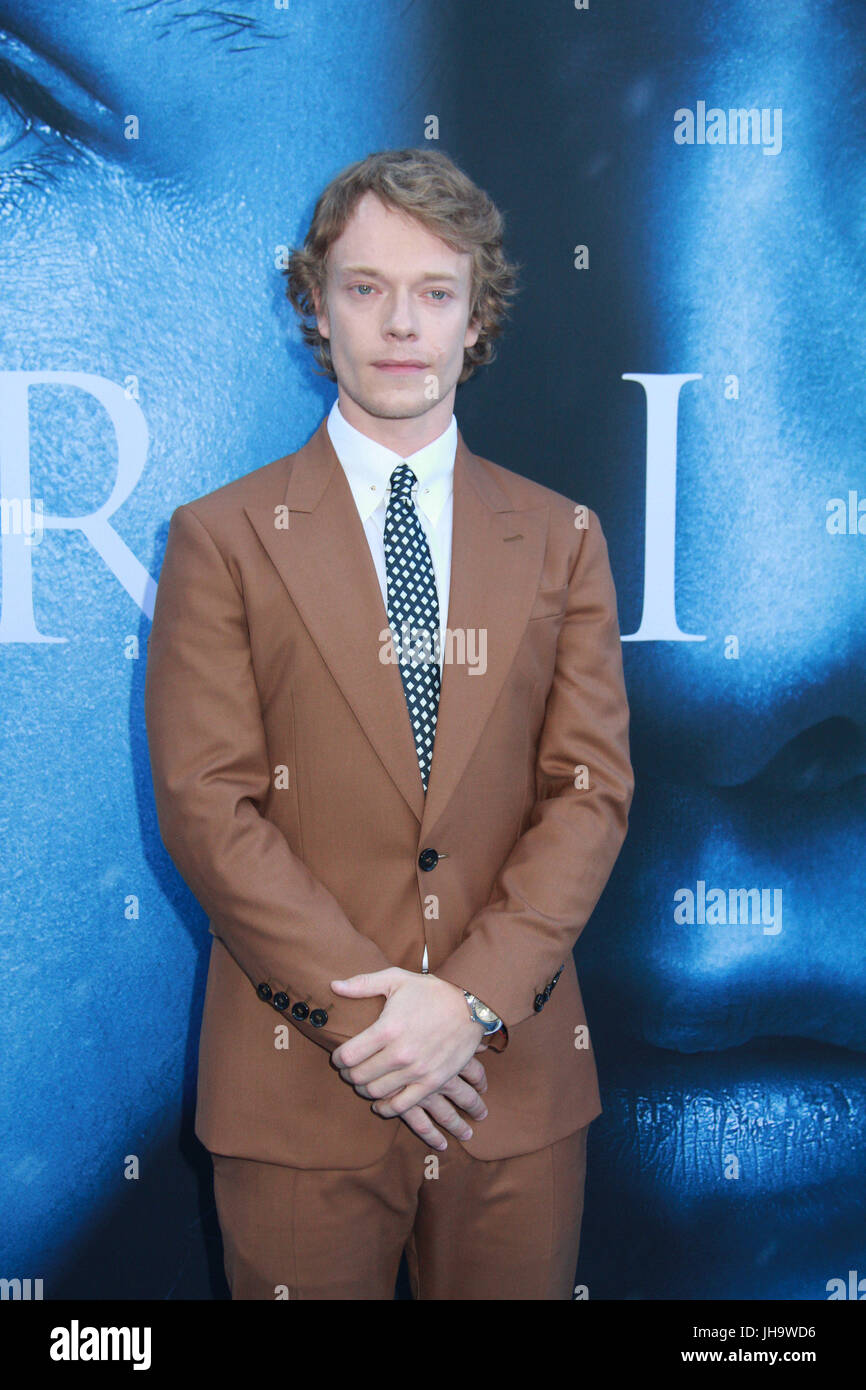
[330,968,490,1151]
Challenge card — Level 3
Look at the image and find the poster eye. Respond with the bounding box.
[0,54,78,179]
[0,30,116,197]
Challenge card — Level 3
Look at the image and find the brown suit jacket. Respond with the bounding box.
[144,416,634,1167]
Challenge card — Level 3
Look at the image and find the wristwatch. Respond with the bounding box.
[463,991,503,1034]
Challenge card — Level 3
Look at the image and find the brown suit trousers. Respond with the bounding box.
[211,1120,590,1300]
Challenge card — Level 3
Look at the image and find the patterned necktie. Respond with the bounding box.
[383,462,441,791]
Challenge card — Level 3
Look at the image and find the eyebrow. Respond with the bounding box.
[339,266,461,282]
[123,1,286,51]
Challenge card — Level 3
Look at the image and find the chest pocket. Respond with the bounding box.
[528,585,568,621]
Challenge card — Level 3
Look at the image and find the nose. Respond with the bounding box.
[743,715,866,797]
[380,287,418,339]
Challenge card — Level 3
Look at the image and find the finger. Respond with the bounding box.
[373,1081,441,1119]
[458,1056,488,1092]
[398,1105,447,1151]
[346,1081,376,1101]
[436,1074,489,1119]
[330,1026,391,1071]
[415,1092,476,1142]
[350,1067,430,1100]
[359,1054,488,1108]
[372,1078,469,1123]
[347,1076,409,1103]
[330,968,400,994]
[338,1050,416,1089]
[362,1070,418,1099]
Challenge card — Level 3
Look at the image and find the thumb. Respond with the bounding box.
[330,969,397,996]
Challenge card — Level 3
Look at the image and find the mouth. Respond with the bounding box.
[582,1033,866,1299]
[599,1033,866,1196]
[372,361,428,373]
[577,754,866,1295]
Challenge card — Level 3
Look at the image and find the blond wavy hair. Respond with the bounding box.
[285,147,521,384]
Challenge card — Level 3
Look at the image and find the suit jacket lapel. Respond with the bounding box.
[243,417,549,839]
[420,439,548,841]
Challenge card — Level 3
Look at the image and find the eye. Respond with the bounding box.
[427,289,451,301]
[0,31,109,205]
[351,283,375,296]
[0,63,84,198]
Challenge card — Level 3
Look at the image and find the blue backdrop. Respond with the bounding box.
[1,0,863,1300]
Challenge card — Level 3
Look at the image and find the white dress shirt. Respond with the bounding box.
[326,397,457,974]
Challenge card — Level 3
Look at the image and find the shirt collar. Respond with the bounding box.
[326,397,456,526]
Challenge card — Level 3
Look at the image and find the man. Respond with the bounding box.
[144,146,634,1299]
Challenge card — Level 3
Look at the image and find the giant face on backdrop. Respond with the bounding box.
[0,0,435,1295]
[0,0,862,1299]
[445,0,866,1299]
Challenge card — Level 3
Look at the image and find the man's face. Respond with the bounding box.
[314,191,480,426]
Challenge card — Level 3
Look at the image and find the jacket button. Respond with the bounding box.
[273,992,289,1011]
[309,1008,328,1027]
[291,1001,309,1020]
[418,848,439,872]
[534,994,546,1012]
[257,983,272,1002]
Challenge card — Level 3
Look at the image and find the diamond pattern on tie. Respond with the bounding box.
[384,462,441,791]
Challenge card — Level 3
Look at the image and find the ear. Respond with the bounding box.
[464,313,481,350]
[313,284,330,341]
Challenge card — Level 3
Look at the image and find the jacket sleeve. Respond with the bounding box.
[434,508,634,1046]
[144,502,395,1056]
